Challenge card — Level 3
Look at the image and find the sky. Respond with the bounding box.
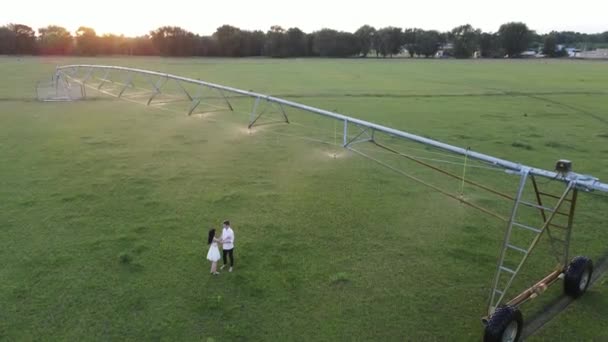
[2,0,607,36]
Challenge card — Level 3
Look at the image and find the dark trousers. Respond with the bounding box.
[223,248,234,267]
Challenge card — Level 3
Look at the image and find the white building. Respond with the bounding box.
[575,49,608,59]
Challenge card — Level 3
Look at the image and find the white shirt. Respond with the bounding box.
[221,227,234,250]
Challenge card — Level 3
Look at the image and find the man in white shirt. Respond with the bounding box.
[220,220,235,272]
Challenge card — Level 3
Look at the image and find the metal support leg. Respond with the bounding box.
[217,89,234,111]
[344,125,374,147]
[563,189,578,266]
[248,99,288,128]
[503,182,575,307]
[488,178,575,315]
[146,76,167,106]
[248,97,261,128]
[531,176,578,267]
[187,84,207,115]
[82,67,94,86]
[488,169,529,315]
[343,120,348,147]
[98,69,110,90]
[278,103,289,123]
[54,72,60,92]
[188,98,202,116]
[67,66,79,78]
[60,76,73,100]
[150,75,165,94]
[118,72,135,98]
[175,79,193,101]
[531,175,564,265]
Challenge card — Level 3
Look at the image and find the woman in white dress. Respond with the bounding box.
[207,228,222,275]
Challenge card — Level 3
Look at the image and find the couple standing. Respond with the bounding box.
[206,220,235,275]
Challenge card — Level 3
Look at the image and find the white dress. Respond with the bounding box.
[207,242,221,262]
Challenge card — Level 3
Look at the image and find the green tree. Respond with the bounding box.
[8,24,36,54]
[375,27,403,57]
[264,26,287,57]
[479,33,502,57]
[38,26,72,55]
[150,26,196,56]
[0,26,17,54]
[99,34,124,55]
[149,27,170,56]
[213,25,242,56]
[194,36,218,56]
[239,30,265,57]
[403,28,421,57]
[543,34,558,57]
[354,25,376,57]
[312,29,358,57]
[498,22,531,57]
[450,24,480,58]
[75,26,99,56]
[286,27,307,56]
[417,30,442,57]
[129,35,157,55]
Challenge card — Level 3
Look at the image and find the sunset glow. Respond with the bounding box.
[2,0,607,36]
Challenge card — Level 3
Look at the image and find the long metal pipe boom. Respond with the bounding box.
[56,64,608,193]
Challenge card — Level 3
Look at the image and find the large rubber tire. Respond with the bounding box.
[483,305,523,342]
[564,256,593,298]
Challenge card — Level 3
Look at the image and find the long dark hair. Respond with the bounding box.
[208,229,216,245]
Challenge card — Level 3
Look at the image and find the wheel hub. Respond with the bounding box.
[502,320,519,342]
[579,269,590,291]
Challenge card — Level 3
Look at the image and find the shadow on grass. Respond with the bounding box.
[522,249,608,338]
[512,141,534,151]
[330,272,350,287]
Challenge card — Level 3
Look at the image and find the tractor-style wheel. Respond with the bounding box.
[564,256,593,298]
[483,305,523,342]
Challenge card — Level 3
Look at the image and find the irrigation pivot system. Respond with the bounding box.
[47,65,608,341]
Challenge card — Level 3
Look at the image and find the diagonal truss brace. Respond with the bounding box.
[218,89,234,111]
[187,84,234,116]
[175,79,193,101]
[82,66,94,85]
[248,97,289,128]
[146,75,168,105]
[118,72,135,98]
[530,175,578,266]
[488,174,576,315]
[97,69,112,90]
[187,84,206,116]
[344,122,375,147]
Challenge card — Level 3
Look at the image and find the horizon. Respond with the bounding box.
[3,22,608,38]
[1,0,607,37]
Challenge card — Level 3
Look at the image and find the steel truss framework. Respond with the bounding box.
[52,64,608,331]
[36,73,84,102]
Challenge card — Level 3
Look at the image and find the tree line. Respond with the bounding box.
[1,22,607,58]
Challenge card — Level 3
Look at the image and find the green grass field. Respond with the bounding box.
[2,56,608,341]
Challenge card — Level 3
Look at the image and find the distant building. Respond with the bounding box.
[564,48,580,57]
[520,50,539,58]
[575,49,608,59]
[435,43,454,58]
[540,44,579,58]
